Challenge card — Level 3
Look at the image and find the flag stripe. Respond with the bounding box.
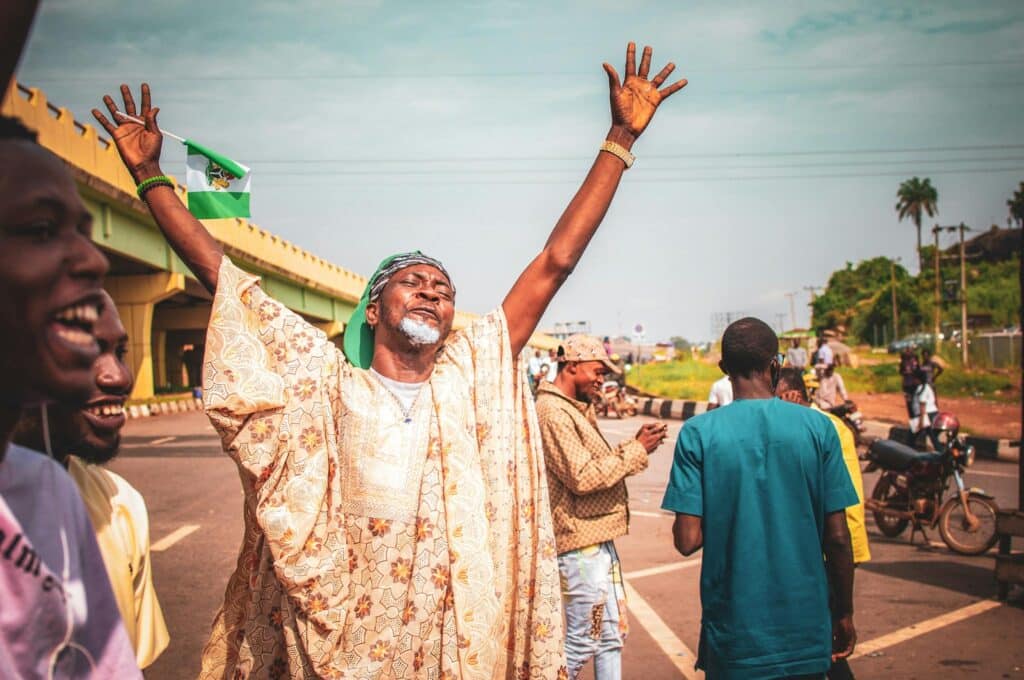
[188,191,251,220]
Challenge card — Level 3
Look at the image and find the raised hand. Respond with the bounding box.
[92,82,223,293]
[603,42,687,140]
[92,83,163,182]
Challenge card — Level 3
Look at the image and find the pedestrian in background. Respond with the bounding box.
[899,347,921,418]
[536,335,667,679]
[528,349,546,393]
[919,347,944,386]
[786,337,808,370]
[663,317,858,678]
[14,292,170,668]
[814,334,835,376]
[707,374,732,410]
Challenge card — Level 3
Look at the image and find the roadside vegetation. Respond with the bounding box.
[628,351,1019,403]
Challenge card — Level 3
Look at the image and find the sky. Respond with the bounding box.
[16,0,1024,342]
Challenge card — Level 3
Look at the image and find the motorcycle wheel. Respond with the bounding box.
[871,476,909,538]
[938,494,999,556]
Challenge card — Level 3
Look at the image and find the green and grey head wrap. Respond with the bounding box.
[342,251,453,368]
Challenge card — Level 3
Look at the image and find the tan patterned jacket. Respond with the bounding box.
[535,382,649,554]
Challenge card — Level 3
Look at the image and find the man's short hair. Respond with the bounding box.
[0,115,37,142]
[777,367,808,402]
[721,317,778,379]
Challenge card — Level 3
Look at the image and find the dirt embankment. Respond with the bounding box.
[852,391,1020,440]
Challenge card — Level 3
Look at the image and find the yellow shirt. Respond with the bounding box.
[817,411,871,563]
[67,456,170,668]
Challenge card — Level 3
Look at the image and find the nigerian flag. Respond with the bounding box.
[184,140,251,219]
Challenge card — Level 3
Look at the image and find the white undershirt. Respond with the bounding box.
[370,368,425,414]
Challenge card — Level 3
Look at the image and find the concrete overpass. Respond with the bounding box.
[3,81,554,400]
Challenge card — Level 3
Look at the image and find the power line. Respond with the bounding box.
[154,144,1024,165]
[255,165,1024,186]
[23,59,1024,81]
[233,156,1024,176]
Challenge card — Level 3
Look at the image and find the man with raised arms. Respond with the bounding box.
[95,42,687,678]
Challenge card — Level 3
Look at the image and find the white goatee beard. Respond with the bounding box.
[399,316,441,345]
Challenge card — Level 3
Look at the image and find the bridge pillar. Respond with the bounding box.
[106,272,187,400]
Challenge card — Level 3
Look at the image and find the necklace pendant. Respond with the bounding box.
[404,417,413,424]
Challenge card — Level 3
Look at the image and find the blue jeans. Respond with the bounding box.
[558,541,626,680]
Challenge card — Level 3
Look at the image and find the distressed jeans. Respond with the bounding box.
[557,541,627,680]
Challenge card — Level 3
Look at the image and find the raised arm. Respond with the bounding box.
[502,43,686,354]
[93,84,223,294]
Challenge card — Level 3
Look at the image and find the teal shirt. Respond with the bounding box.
[662,398,857,679]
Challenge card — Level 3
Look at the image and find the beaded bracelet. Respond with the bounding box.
[136,175,173,198]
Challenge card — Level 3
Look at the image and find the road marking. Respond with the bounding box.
[626,559,701,580]
[850,599,1003,660]
[149,436,177,446]
[968,470,1017,479]
[151,524,200,552]
[624,581,702,678]
[632,510,672,518]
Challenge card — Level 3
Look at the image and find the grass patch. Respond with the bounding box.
[626,360,723,400]
[629,357,1019,403]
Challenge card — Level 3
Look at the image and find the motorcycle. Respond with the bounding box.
[828,399,868,448]
[595,381,637,419]
[863,412,998,555]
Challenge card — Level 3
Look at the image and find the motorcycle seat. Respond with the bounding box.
[868,439,943,471]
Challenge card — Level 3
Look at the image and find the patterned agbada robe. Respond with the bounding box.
[198,257,566,679]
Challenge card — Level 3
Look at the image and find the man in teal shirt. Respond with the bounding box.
[663,318,858,679]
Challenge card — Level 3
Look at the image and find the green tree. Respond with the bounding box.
[1008,181,1024,228]
[896,176,939,271]
[669,336,691,353]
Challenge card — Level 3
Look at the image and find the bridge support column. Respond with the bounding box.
[106,272,186,400]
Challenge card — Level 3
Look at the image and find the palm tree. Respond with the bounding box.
[1008,181,1024,229]
[895,177,938,271]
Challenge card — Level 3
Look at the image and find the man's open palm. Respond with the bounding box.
[92,83,163,180]
[603,43,687,138]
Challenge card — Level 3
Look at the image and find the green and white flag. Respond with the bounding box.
[184,140,251,219]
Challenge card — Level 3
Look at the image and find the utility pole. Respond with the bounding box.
[784,292,798,330]
[932,225,942,347]
[959,223,970,367]
[890,257,901,341]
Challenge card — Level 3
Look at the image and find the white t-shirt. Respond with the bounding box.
[527,355,544,378]
[370,368,425,415]
[546,359,559,383]
[0,444,141,678]
[816,343,834,367]
[914,383,938,416]
[708,376,733,406]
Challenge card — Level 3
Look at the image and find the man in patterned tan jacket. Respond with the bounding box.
[536,335,667,680]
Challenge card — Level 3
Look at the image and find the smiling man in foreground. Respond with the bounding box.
[95,42,687,678]
[15,291,170,669]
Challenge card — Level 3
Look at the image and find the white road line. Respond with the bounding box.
[149,436,177,446]
[850,599,1003,660]
[968,470,1017,479]
[151,524,200,552]
[626,559,701,580]
[623,581,703,679]
[632,510,672,518]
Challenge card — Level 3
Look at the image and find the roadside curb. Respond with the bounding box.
[882,424,1019,463]
[632,397,1019,463]
[126,396,204,419]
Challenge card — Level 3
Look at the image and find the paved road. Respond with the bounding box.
[109,410,1024,679]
